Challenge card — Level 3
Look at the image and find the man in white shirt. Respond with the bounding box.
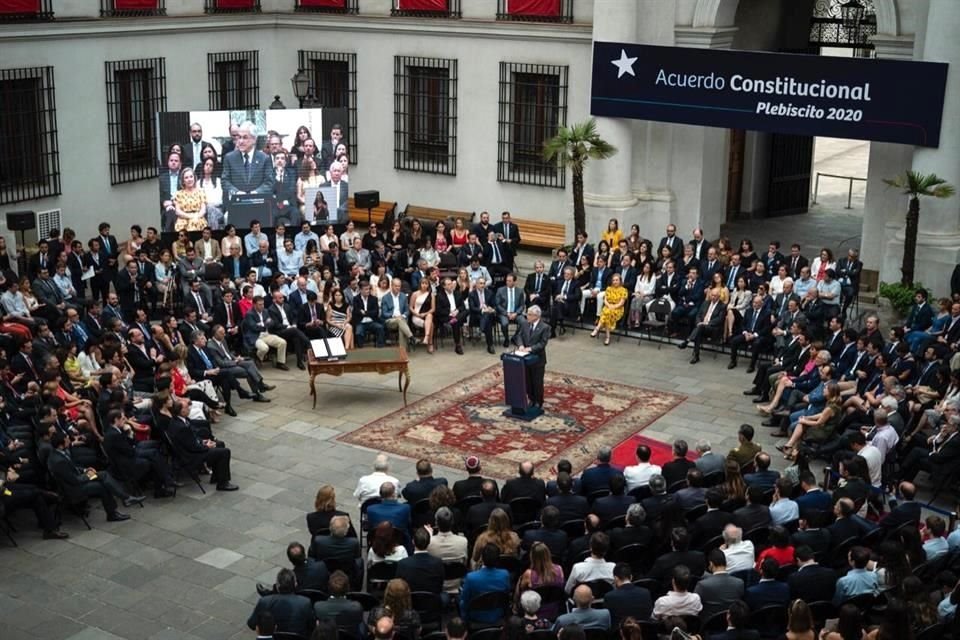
[653,566,703,619]
[865,409,899,461]
[720,524,755,573]
[353,454,402,504]
[565,532,615,594]
[623,444,662,491]
[848,431,883,487]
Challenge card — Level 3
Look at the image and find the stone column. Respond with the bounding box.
[583,0,638,241]
[885,0,960,295]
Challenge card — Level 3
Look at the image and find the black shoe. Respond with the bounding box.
[216,482,239,491]
[43,529,69,540]
[743,388,759,396]
[237,390,253,400]
[122,495,146,508]
[275,363,290,371]
[727,361,737,370]
[761,419,780,427]
[689,356,700,364]
[487,345,495,355]
[503,339,510,348]
[259,383,276,391]
[252,394,271,403]
[297,362,306,370]
[455,345,464,355]
[107,512,131,522]
[677,341,688,350]
[154,488,175,499]
[224,405,237,417]
[256,583,273,597]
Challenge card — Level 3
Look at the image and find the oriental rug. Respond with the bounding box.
[337,364,686,479]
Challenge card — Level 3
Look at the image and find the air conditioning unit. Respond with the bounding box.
[36,208,62,239]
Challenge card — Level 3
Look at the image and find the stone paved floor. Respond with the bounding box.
[0,208,897,640]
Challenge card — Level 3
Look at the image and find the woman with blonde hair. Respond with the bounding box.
[514,541,564,618]
[173,167,208,232]
[471,508,520,568]
[787,599,815,640]
[379,578,421,640]
[306,484,354,537]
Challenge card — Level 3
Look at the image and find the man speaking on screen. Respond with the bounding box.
[512,305,550,409]
[221,121,275,211]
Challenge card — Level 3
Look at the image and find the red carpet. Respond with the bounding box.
[611,434,699,468]
[339,364,686,479]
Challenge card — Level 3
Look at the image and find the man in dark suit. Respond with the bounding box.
[436,277,468,355]
[351,280,385,349]
[464,480,512,535]
[836,248,862,316]
[662,440,696,488]
[212,289,244,348]
[670,267,705,335]
[569,231,595,269]
[267,290,309,369]
[579,446,621,497]
[695,549,745,620]
[648,527,706,587]
[396,527,445,594]
[728,295,774,371]
[167,397,237,490]
[313,570,364,628]
[512,305,550,408]
[879,481,921,531]
[186,331,238,416]
[468,276,498,354]
[493,211,521,269]
[113,260,145,323]
[309,515,362,565]
[365,482,410,532]
[47,432,134,522]
[125,326,161,391]
[691,489,736,548]
[221,121,276,211]
[786,244,809,280]
[679,288,726,365]
[402,459,448,506]
[710,601,760,640]
[733,486,772,533]
[297,291,328,340]
[550,266,581,335]
[501,461,546,506]
[548,249,570,284]
[609,502,654,551]
[743,453,780,490]
[158,152,182,231]
[524,261,553,313]
[657,224,684,260]
[522,505,568,559]
[827,498,863,548]
[102,411,172,499]
[787,545,837,603]
[452,455,498,502]
[272,152,300,225]
[545,472,589,523]
[208,323,273,400]
[691,228,711,262]
[322,244,349,284]
[27,239,54,282]
[605,563,653,625]
[246,569,315,638]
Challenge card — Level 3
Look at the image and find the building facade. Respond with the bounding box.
[1,0,958,294]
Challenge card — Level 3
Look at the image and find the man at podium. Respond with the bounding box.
[511,305,550,408]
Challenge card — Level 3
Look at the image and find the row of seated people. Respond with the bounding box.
[242,446,960,639]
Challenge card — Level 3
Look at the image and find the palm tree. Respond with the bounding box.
[883,171,956,286]
[543,118,617,239]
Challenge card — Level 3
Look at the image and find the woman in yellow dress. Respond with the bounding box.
[173,167,208,232]
[601,218,623,248]
[591,273,627,345]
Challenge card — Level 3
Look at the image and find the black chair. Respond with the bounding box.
[411,498,433,527]
[582,579,613,600]
[421,632,447,640]
[296,588,328,604]
[916,623,947,640]
[684,504,708,522]
[466,591,510,627]
[679,615,702,634]
[603,515,626,531]
[703,609,730,635]
[367,561,397,592]
[338,629,363,640]
[614,543,646,574]
[640,297,673,346]
[444,561,468,585]
[808,601,836,630]
[348,591,380,611]
[411,590,444,628]
[859,527,886,548]
[324,557,361,586]
[667,480,688,493]
[750,604,788,639]
[456,495,483,515]
[162,431,206,495]
[828,536,859,569]
[509,497,542,525]
[744,526,771,550]
[775,563,797,582]
[561,519,584,539]
[631,577,663,599]
[702,470,725,487]
[533,584,568,619]
[587,489,611,503]
[470,627,505,640]
[498,554,523,576]
[700,535,724,553]
[514,521,541,538]
[840,592,876,611]
[584,629,608,640]
[628,485,653,500]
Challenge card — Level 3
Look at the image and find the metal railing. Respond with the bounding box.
[811,172,867,209]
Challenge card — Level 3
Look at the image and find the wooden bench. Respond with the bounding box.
[401,205,475,227]
[348,198,397,227]
[513,218,566,250]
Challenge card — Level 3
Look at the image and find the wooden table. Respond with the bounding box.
[307,346,410,409]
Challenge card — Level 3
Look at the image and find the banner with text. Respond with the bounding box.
[591,42,948,147]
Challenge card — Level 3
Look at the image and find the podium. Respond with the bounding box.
[501,352,543,421]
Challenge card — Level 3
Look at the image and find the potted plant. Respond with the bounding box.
[883,170,955,286]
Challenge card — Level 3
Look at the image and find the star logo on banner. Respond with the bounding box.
[611,49,637,79]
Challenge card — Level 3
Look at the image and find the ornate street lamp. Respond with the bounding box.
[290,70,311,108]
[839,0,865,29]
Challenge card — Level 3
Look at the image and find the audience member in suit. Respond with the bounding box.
[435,276,469,355]
[493,211,521,267]
[500,460,547,507]
[579,446,621,497]
[728,295,774,371]
[284,541,329,592]
[207,323,273,400]
[396,527,445,594]
[794,471,833,518]
[460,543,512,626]
[167,397,237,490]
[266,290,309,369]
[545,472,589,524]
[309,514,362,574]
[733,485,772,533]
[641,475,681,538]
[679,287,727,364]
[402,459,448,506]
[786,245,809,280]
[648,527,706,587]
[521,506,568,560]
[609,502,654,552]
[827,498,863,548]
[787,545,837,603]
[675,468,708,512]
[464,479,513,535]
[494,274,526,345]
[313,570,364,628]
[222,122,276,207]
[710,601,760,640]
[351,280,385,349]
[452,455,498,502]
[592,474,635,525]
[879,481,922,531]
[212,289,244,347]
[273,152,300,224]
[662,440,697,488]
[691,489,736,549]
[695,548,746,619]
[604,563,653,626]
[554,584,612,631]
[365,482,410,533]
[745,558,791,610]
[550,266,582,335]
[524,261,553,312]
[468,276,498,354]
[46,432,134,522]
[657,224,684,261]
[246,569,315,637]
[186,331,239,415]
[743,453,781,490]
[790,511,832,559]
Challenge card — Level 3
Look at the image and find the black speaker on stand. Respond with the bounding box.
[354,190,380,227]
[5,210,35,277]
